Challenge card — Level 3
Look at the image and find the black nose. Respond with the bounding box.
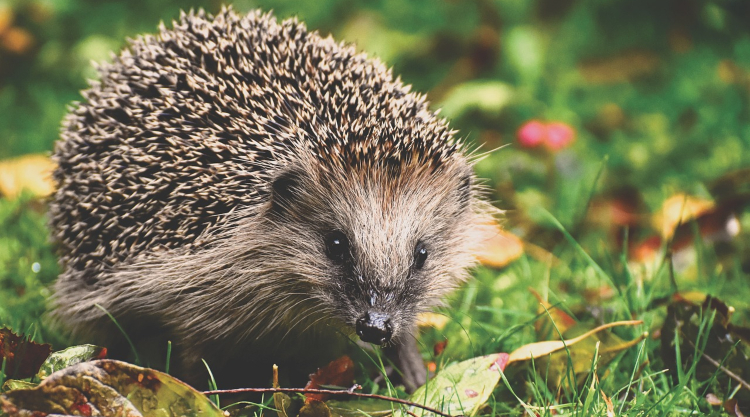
[356,311,393,345]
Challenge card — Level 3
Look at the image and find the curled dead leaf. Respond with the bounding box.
[0,360,225,417]
[507,320,644,363]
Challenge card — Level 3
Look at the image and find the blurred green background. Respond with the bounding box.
[1,0,750,411]
[2,0,750,210]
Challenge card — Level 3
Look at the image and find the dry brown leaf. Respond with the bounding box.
[1,360,225,417]
[0,328,52,380]
[304,356,354,403]
[475,222,524,268]
[601,388,615,417]
[507,320,643,363]
[0,154,55,198]
[299,400,332,417]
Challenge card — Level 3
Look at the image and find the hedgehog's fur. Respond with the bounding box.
[50,8,494,388]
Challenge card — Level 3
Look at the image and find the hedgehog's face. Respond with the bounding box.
[266,159,481,345]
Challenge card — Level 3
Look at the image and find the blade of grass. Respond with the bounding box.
[537,208,632,318]
[165,340,172,375]
[94,303,140,364]
[202,359,220,406]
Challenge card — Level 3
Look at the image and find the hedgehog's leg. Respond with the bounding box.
[384,331,427,393]
[49,269,124,345]
[51,266,169,357]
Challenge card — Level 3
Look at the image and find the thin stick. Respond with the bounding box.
[202,387,455,417]
[692,342,750,391]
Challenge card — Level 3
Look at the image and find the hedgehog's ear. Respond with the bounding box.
[269,168,304,213]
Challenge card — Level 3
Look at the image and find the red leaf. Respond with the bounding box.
[0,327,52,379]
[304,356,355,403]
[490,353,509,372]
[433,339,448,356]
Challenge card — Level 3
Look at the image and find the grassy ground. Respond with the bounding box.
[2,0,750,415]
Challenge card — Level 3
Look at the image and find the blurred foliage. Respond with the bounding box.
[1,0,749,213]
[0,194,58,344]
[1,0,750,413]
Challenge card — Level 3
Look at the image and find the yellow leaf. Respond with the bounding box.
[2,26,33,54]
[507,320,643,363]
[653,194,714,240]
[475,222,524,268]
[0,154,55,198]
[417,312,450,330]
[0,6,12,36]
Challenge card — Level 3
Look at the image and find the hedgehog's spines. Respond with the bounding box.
[49,9,491,388]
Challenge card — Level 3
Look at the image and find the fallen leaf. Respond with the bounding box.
[325,399,393,417]
[399,353,508,417]
[1,381,36,392]
[523,329,648,392]
[274,391,293,417]
[433,339,448,356]
[529,287,577,339]
[273,364,293,417]
[0,328,52,380]
[0,360,225,417]
[0,6,12,35]
[304,356,355,403]
[507,320,643,363]
[706,393,723,406]
[0,154,55,199]
[299,400,332,417]
[417,312,450,330]
[476,222,524,269]
[653,194,714,240]
[661,295,750,407]
[724,399,747,417]
[1,26,33,54]
[36,344,107,381]
[630,235,662,263]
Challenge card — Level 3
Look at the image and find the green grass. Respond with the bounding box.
[3,189,748,416]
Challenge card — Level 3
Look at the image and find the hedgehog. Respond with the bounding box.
[49,8,495,391]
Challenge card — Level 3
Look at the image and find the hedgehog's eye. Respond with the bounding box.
[325,231,350,263]
[414,241,428,269]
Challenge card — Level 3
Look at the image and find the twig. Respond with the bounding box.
[202,387,455,417]
[691,342,750,391]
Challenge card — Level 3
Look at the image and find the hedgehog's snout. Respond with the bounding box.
[356,311,393,345]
